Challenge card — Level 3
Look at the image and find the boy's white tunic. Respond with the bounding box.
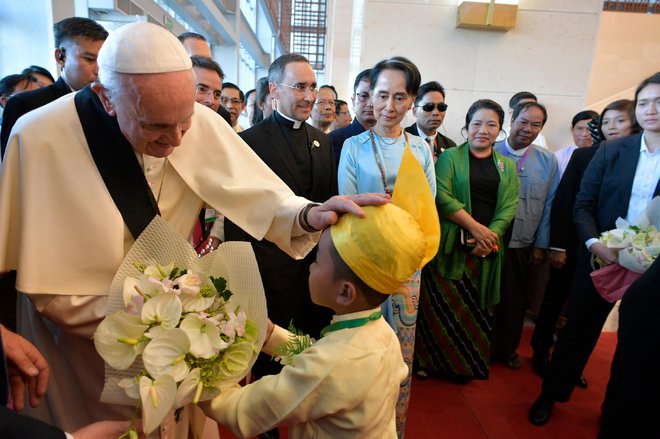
[0,92,317,435]
[205,310,408,438]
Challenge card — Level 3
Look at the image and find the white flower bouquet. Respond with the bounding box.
[597,196,660,273]
[93,216,267,436]
[591,196,660,302]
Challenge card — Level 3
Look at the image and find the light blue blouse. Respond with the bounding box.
[337,129,436,197]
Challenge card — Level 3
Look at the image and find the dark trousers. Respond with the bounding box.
[541,248,614,401]
[599,259,660,438]
[530,251,577,355]
[493,246,533,358]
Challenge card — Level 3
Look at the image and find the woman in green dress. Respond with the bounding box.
[415,99,520,381]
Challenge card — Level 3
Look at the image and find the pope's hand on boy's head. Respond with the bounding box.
[307,194,391,231]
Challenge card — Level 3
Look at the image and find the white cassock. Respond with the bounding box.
[0,90,319,437]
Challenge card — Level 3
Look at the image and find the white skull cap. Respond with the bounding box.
[98,22,192,74]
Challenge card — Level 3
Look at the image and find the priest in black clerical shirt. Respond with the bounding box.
[224,54,337,380]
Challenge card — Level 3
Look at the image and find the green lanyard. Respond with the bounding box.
[320,311,382,337]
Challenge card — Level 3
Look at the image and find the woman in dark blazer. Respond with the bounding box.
[530,72,660,426]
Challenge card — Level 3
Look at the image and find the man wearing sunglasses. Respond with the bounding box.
[406,81,456,162]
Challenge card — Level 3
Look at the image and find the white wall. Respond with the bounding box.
[0,0,58,78]
[334,0,606,150]
[585,11,660,112]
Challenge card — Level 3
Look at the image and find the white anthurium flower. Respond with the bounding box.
[214,340,254,381]
[147,276,177,294]
[141,293,182,329]
[139,375,176,435]
[118,377,140,399]
[94,311,149,370]
[145,324,166,339]
[123,277,162,308]
[179,290,216,313]
[173,368,200,408]
[143,263,175,280]
[175,272,203,296]
[180,314,228,358]
[142,328,190,382]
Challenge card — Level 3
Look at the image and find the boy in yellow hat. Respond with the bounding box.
[202,146,440,438]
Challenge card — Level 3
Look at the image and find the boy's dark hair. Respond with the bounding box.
[190,55,225,80]
[335,99,348,113]
[329,241,388,307]
[54,17,108,48]
[509,91,538,109]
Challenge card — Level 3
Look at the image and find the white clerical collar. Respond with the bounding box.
[416,124,437,141]
[277,110,304,129]
[505,137,528,156]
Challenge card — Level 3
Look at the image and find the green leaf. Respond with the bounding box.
[272,320,314,366]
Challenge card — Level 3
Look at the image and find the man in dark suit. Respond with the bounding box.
[1,17,108,155]
[530,145,599,379]
[225,54,337,380]
[405,81,456,161]
[329,68,375,163]
[0,324,131,438]
[529,127,660,425]
[599,258,660,438]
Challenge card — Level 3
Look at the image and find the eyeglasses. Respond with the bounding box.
[355,92,370,103]
[220,96,244,106]
[417,102,448,112]
[337,111,352,117]
[315,99,336,107]
[195,85,221,100]
[277,83,318,94]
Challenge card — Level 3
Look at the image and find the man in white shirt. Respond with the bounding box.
[554,110,598,177]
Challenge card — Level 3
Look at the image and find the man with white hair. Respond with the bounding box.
[0,22,384,437]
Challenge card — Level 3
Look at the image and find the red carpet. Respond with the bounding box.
[219,327,617,438]
[406,326,616,438]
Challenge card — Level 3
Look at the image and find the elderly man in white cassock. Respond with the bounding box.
[0,22,385,438]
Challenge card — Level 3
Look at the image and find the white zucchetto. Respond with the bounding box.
[98,22,192,74]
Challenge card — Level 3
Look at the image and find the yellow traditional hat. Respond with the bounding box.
[330,145,440,294]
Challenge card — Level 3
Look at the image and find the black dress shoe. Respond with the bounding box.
[532,352,550,378]
[576,374,588,389]
[258,428,280,439]
[529,394,555,426]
